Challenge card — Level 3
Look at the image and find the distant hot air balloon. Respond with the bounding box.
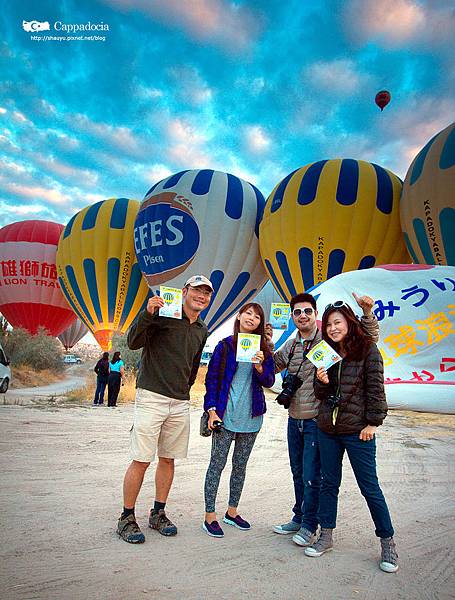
[0,220,77,336]
[56,198,150,351]
[375,90,391,111]
[400,121,455,266]
[58,318,88,351]
[134,169,268,333]
[259,159,411,300]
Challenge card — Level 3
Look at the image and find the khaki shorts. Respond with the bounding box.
[130,388,190,462]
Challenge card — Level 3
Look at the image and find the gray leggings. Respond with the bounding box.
[204,427,259,513]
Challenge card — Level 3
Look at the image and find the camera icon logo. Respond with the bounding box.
[22,20,51,32]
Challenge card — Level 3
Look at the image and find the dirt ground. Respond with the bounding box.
[0,392,454,600]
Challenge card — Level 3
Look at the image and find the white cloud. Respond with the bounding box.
[305,59,368,93]
[244,125,271,153]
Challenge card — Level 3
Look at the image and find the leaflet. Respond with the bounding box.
[158,286,182,319]
[269,302,291,330]
[236,333,261,363]
[305,340,342,370]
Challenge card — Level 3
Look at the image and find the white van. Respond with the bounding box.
[63,354,82,364]
[0,342,11,393]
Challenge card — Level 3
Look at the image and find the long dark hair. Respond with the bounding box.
[111,351,121,364]
[232,302,271,358]
[321,304,371,361]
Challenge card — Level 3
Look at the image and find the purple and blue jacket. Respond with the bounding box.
[203,335,275,418]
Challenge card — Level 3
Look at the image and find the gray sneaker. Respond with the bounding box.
[292,526,317,547]
[149,509,178,536]
[117,514,145,544]
[304,528,333,557]
[273,520,301,535]
[380,537,399,573]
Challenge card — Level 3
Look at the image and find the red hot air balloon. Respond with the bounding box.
[375,90,391,111]
[0,220,77,336]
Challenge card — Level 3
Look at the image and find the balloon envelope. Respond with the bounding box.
[259,159,410,301]
[375,90,391,111]
[58,318,88,351]
[134,169,268,333]
[56,198,149,351]
[400,121,455,266]
[0,220,76,336]
[309,264,455,413]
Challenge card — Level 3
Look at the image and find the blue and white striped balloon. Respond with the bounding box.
[134,169,268,333]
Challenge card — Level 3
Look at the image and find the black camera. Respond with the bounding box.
[327,394,341,409]
[212,420,223,431]
[276,373,303,409]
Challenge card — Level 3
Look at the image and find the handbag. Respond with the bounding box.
[200,340,228,437]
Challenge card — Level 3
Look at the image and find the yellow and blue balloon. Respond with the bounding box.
[259,158,410,300]
[56,198,149,350]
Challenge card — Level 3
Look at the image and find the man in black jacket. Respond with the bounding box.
[117,275,213,544]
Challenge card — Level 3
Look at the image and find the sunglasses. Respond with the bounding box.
[324,300,350,312]
[292,307,315,317]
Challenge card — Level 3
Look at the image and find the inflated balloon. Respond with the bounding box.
[58,318,88,351]
[308,265,455,413]
[56,198,149,351]
[375,90,391,111]
[259,159,410,300]
[400,121,455,266]
[253,280,294,347]
[134,169,268,333]
[0,220,76,336]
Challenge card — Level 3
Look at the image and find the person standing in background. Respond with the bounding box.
[93,351,110,405]
[108,351,124,407]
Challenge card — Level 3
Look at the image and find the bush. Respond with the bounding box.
[3,327,64,372]
[110,331,142,372]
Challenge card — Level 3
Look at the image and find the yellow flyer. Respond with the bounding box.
[306,340,342,370]
[158,286,182,319]
[236,333,261,363]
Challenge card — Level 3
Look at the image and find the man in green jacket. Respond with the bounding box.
[117,275,213,544]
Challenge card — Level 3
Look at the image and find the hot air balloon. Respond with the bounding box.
[375,90,391,111]
[400,121,455,266]
[58,318,88,351]
[306,264,455,413]
[134,169,268,333]
[0,220,77,336]
[259,159,411,300]
[56,198,150,351]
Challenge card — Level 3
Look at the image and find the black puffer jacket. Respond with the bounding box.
[314,343,387,435]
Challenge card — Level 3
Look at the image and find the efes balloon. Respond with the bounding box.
[134,169,268,333]
[259,159,410,300]
[58,318,88,351]
[307,264,455,414]
[400,121,455,266]
[56,198,149,351]
[0,220,77,336]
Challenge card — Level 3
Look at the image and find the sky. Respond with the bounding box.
[1,0,454,230]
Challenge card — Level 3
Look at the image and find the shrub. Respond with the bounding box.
[110,331,141,372]
[3,327,64,372]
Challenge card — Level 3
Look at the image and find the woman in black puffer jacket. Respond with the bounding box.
[304,301,398,574]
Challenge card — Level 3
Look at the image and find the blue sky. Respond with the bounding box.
[1,0,454,228]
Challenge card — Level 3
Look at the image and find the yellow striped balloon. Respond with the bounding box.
[259,159,410,300]
[400,121,455,266]
[56,198,149,350]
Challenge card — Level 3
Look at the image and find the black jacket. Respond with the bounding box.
[314,343,387,435]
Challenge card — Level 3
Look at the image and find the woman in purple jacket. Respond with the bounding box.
[202,302,275,538]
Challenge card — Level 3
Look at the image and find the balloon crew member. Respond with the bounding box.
[117,275,212,544]
[202,303,275,537]
[93,351,110,405]
[107,351,124,407]
[270,292,379,549]
[305,301,398,574]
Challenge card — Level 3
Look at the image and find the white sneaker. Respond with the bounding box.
[292,527,317,547]
[273,520,301,535]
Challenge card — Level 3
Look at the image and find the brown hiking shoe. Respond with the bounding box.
[117,514,145,544]
[149,509,178,536]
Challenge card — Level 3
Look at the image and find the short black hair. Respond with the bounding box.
[290,292,317,311]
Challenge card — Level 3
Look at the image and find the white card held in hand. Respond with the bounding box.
[270,303,291,330]
[159,286,182,319]
[236,333,261,363]
[305,340,342,370]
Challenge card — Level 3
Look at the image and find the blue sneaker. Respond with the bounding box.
[202,520,224,538]
[273,520,301,534]
[223,513,251,530]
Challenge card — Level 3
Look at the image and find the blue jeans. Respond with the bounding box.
[287,417,320,532]
[317,429,394,538]
[94,378,107,404]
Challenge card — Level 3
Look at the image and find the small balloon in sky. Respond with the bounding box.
[375,90,391,111]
